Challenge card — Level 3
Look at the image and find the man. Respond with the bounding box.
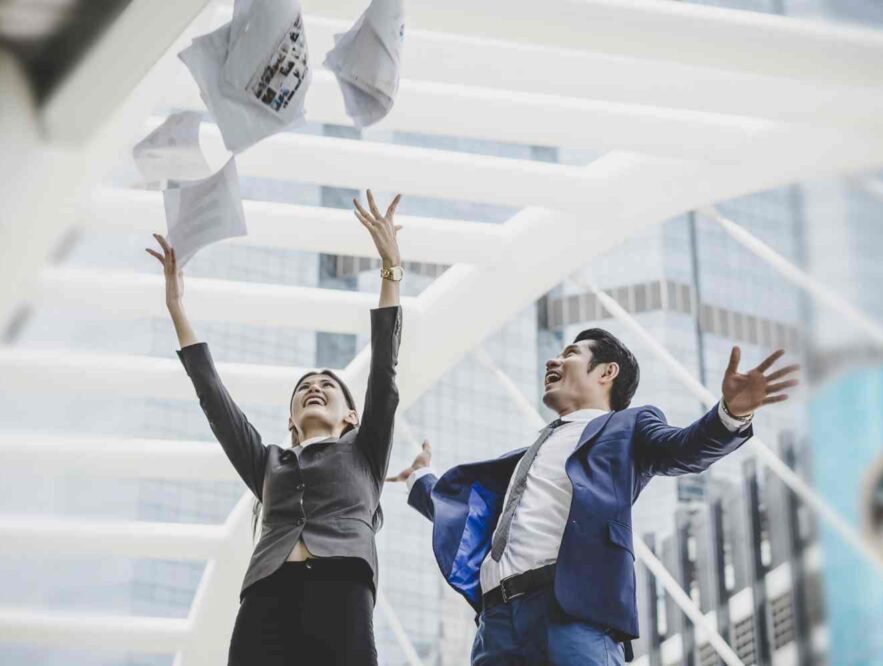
[386,329,798,665]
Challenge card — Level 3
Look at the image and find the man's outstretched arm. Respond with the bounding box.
[387,440,437,522]
[635,346,799,477]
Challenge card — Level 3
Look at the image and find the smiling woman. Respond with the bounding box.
[150,189,405,665]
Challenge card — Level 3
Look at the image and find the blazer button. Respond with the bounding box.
[297,483,305,491]
[296,517,305,526]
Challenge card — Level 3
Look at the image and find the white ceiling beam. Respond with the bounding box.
[0,516,224,560]
[42,0,212,142]
[298,0,883,87]
[0,347,315,405]
[305,16,883,128]
[189,121,883,214]
[86,188,504,265]
[37,267,418,336]
[174,66,783,162]
[0,608,188,653]
[0,435,235,481]
[195,121,600,212]
[0,7,215,330]
[377,128,883,408]
[185,11,883,136]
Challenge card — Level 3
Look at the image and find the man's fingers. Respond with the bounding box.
[766,364,800,382]
[762,394,789,405]
[386,193,402,219]
[366,189,382,219]
[422,439,431,451]
[767,379,798,394]
[725,346,741,375]
[756,349,785,373]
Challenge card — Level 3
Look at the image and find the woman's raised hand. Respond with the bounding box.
[145,233,184,308]
[353,190,402,267]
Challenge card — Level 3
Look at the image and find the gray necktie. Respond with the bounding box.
[490,418,566,562]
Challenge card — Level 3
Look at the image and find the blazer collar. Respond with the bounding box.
[573,410,615,455]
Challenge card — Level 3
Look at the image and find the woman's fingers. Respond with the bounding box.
[153,233,171,255]
[366,189,382,219]
[145,248,164,264]
[354,209,373,228]
[353,198,373,223]
[385,193,402,219]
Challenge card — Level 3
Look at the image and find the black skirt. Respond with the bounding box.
[227,557,378,666]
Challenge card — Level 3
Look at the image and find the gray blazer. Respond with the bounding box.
[176,305,402,601]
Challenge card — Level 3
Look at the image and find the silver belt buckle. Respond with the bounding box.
[499,573,524,604]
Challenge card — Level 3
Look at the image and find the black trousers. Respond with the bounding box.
[228,557,378,666]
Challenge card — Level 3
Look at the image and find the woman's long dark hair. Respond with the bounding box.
[250,369,358,540]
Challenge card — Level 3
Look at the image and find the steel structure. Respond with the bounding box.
[1,0,883,663]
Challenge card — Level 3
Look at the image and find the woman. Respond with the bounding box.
[146,190,404,665]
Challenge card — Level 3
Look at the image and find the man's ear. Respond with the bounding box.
[344,410,359,428]
[599,361,620,385]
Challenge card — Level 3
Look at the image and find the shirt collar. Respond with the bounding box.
[293,435,335,452]
[543,408,609,430]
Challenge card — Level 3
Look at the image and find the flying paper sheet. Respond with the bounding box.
[132,111,211,185]
[324,0,404,128]
[179,0,311,153]
[163,157,247,267]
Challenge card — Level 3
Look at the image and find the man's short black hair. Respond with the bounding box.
[573,328,640,411]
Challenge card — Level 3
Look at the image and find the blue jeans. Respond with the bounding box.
[471,586,626,666]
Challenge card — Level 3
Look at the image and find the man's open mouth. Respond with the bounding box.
[545,371,561,386]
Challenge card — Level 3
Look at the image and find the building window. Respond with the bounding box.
[770,591,796,649]
[862,455,883,555]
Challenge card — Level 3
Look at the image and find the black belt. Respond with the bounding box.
[482,563,557,611]
[481,564,634,662]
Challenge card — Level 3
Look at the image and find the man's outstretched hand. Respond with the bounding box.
[385,440,432,483]
[722,347,799,418]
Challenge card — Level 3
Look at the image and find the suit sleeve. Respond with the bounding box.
[634,403,752,478]
[355,305,403,479]
[407,472,438,523]
[177,342,268,500]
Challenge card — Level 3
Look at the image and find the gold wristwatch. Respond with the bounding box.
[380,265,404,282]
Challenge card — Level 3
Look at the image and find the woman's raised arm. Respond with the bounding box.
[147,234,268,500]
[351,191,404,479]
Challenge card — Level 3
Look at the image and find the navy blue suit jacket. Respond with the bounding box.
[407,403,752,643]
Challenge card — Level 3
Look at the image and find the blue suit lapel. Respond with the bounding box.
[573,411,615,456]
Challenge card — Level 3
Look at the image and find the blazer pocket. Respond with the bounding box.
[607,519,634,560]
[334,516,376,532]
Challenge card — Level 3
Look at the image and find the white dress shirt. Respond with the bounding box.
[285,434,333,561]
[407,401,749,594]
